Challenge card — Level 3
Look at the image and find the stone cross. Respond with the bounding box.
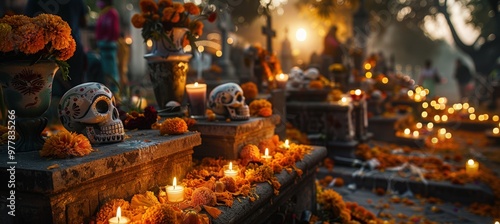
[261,6,276,53]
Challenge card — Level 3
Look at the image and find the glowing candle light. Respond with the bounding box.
[427,122,434,131]
[275,73,289,89]
[284,139,290,149]
[339,96,348,106]
[493,127,499,135]
[421,111,428,118]
[262,148,272,160]
[403,128,411,136]
[445,132,452,139]
[412,130,419,138]
[166,177,185,202]
[109,207,130,224]
[434,115,441,122]
[465,159,479,176]
[224,162,238,178]
[416,122,422,129]
[441,114,448,122]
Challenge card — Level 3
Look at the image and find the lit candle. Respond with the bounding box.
[185,82,207,117]
[403,128,411,137]
[412,130,419,138]
[275,73,289,89]
[284,139,290,149]
[166,177,185,202]
[465,159,479,176]
[224,162,238,178]
[339,96,348,106]
[493,127,499,135]
[349,89,364,101]
[262,148,272,160]
[108,206,130,224]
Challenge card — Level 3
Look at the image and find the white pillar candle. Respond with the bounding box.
[185,82,207,117]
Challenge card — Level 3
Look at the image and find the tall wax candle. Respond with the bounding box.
[186,82,207,117]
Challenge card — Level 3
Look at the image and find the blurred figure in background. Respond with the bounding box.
[453,58,472,101]
[95,0,120,94]
[417,59,441,98]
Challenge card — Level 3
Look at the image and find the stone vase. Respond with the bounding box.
[0,60,59,152]
[145,28,192,109]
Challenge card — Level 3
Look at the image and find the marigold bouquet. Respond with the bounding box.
[0,14,76,79]
[131,0,217,52]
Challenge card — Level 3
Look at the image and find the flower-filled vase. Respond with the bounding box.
[0,60,58,152]
[145,28,192,109]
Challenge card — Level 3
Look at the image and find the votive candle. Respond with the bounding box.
[224,162,238,178]
[465,159,479,176]
[166,177,185,202]
[262,148,272,160]
[108,206,130,224]
[275,73,289,89]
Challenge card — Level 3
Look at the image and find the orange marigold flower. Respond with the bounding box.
[309,80,324,89]
[249,99,272,116]
[170,12,180,23]
[191,187,217,207]
[240,144,261,166]
[139,0,158,13]
[131,14,146,28]
[191,21,203,36]
[184,2,200,15]
[57,38,76,61]
[241,82,258,100]
[258,107,273,117]
[16,23,46,55]
[173,2,185,13]
[40,131,93,158]
[159,117,188,135]
[162,7,175,22]
[158,0,173,8]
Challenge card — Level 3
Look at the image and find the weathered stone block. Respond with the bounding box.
[211,146,327,224]
[191,115,280,159]
[0,130,201,223]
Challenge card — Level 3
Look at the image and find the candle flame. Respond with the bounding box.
[229,162,233,171]
[285,139,289,147]
[116,206,122,218]
[468,159,475,166]
[173,177,177,189]
[354,89,361,96]
[412,131,419,138]
[404,128,410,135]
[265,148,269,156]
[194,82,199,87]
[341,97,347,103]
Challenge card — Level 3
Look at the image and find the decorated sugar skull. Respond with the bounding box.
[207,82,250,120]
[304,67,320,80]
[58,82,125,144]
[289,66,304,82]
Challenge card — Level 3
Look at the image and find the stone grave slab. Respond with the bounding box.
[0,130,201,224]
[318,166,494,205]
[190,115,280,159]
[210,146,327,224]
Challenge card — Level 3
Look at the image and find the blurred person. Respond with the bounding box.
[95,0,120,93]
[25,0,88,97]
[453,59,472,101]
[417,59,441,98]
[321,25,344,78]
[117,33,130,89]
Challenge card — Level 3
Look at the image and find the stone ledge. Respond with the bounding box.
[211,146,327,224]
[191,115,280,136]
[0,131,201,193]
[317,166,494,205]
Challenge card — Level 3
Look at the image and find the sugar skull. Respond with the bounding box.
[207,82,250,120]
[58,82,125,144]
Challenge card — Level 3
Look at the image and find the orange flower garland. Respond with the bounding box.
[40,131,93,158]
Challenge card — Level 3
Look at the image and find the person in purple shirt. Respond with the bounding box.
[95,0,120,93]
[25,0,88,97]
